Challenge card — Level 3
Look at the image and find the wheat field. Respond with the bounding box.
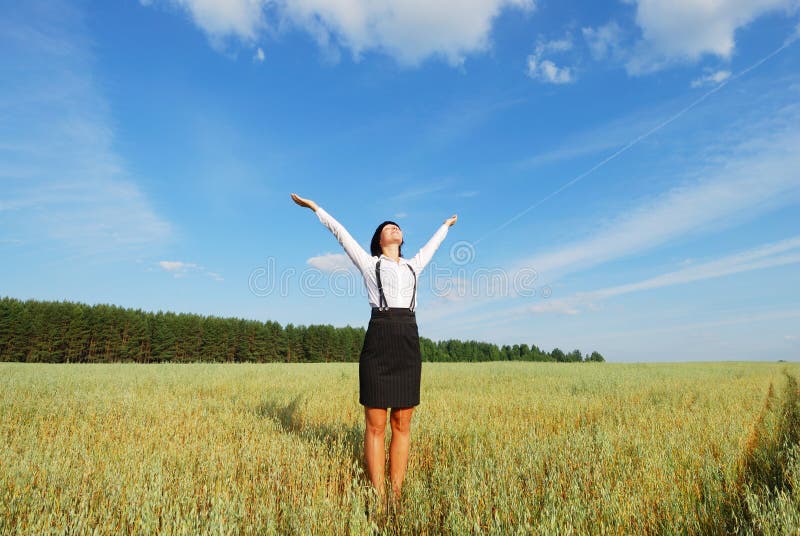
[2,361,799,534]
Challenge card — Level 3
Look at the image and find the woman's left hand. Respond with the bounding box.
[445,214,458,227]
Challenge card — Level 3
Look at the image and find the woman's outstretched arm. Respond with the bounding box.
[291,193,374,274]
[408,214,457,274]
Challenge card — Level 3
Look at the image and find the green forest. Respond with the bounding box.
[0,297,604,363]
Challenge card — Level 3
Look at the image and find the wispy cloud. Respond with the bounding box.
[526,300,580,315]
[387,179,452,203]
[206,271,224,282]
[595,308,800,345]
[443,237,800,333]
[158,260,224,281]
[516,105,661,168]
[159,261,197,272]
[515,147,799,282]
[306,253,354,273]
[0,1,171,258]
[424,95,526,148]
[582,21,625,61]
[426,87,800,324]
[527,236,800,316]
[508,94,800,282]
[691,70,731,88]
[516,63,768,170]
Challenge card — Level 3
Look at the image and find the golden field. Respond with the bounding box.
[2,361,799,535]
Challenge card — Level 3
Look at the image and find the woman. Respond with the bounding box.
[290,193,457,500]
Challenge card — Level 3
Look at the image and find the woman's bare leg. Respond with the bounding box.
[389,406,414,497]
[364,406,388,497]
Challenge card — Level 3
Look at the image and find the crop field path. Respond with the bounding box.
[2,362,799,534]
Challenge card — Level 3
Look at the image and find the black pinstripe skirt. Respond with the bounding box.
[359,307,422,408]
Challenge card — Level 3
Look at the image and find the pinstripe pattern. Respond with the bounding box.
[359,307,422,408]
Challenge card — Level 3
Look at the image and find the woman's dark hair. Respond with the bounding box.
[370,221,404,257]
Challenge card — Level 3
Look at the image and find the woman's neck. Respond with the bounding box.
[381,245,400,262]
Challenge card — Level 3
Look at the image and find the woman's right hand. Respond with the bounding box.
[291,193,318,212]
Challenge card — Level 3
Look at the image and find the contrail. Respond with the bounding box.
[474,32,799,245]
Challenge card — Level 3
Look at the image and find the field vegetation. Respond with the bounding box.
[2,362,799,534]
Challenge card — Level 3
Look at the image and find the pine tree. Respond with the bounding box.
[0,296,607,364]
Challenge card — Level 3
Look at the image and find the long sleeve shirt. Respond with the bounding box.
[315,206,449,309]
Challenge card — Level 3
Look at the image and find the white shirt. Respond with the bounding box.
[316,206,449,309]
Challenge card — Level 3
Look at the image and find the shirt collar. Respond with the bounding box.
[379,254,405,265]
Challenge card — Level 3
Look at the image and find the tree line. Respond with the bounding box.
[0,297,604,363]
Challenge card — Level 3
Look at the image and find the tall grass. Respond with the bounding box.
[1,362,798,534]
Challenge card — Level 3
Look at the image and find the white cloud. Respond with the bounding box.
[159,260,196,271]
[145,0,534,66]
[691,69,731,88]
[158,260,223,280]
[284,0,535,65]
[158,260,196,279]
[254,46,265,62]
[582,21,624,61]
[307,252,354,273]
[167,0,265,42]
[528,57,574,84]
[626,0,796,73]
[526,36,576,84]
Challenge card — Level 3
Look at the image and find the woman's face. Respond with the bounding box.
[380,223,403,247]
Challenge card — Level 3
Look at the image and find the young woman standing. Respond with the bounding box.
[290,193,457,501]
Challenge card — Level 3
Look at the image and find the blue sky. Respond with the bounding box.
[1,0,799,361]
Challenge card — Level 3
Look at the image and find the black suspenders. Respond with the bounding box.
[375,259,417,311]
